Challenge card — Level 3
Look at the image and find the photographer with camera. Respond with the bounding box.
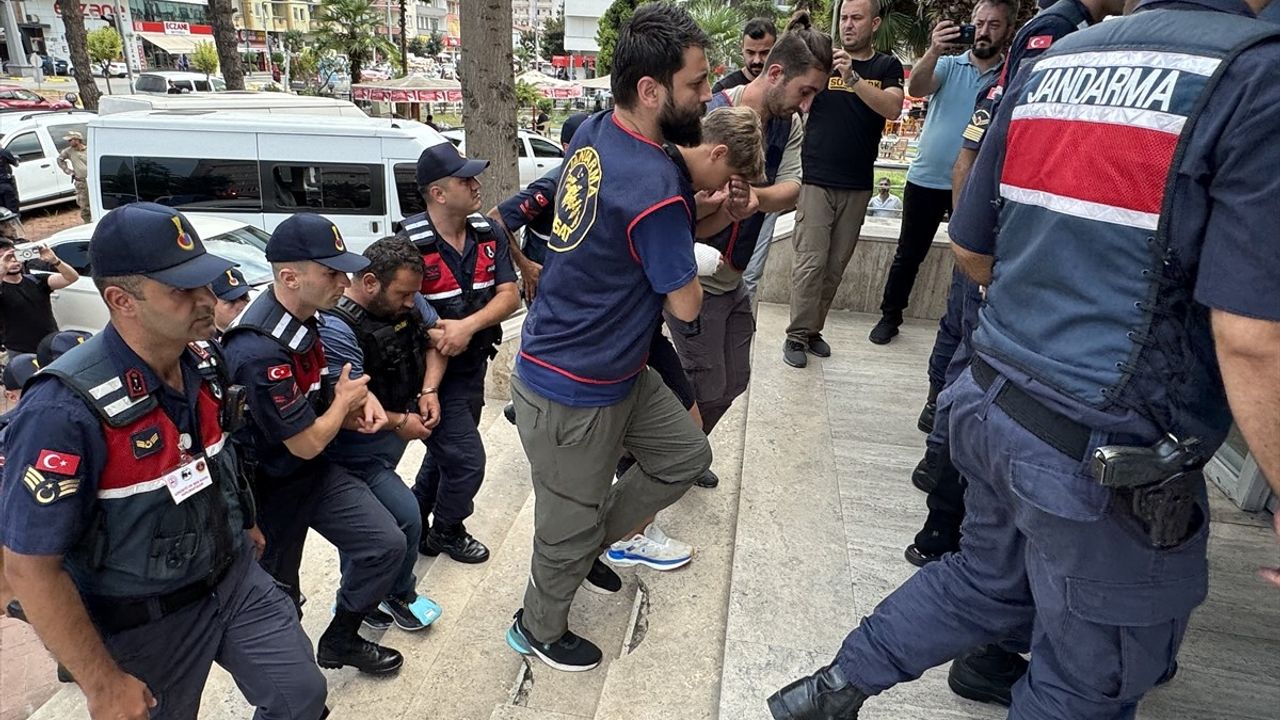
[0,240,79,359]
[867,0,1015,345]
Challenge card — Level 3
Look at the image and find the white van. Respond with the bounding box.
[133,71,227,95]
[99,92,367,118]
[87,111,449,249]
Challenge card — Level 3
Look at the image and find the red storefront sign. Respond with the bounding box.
[133,21,214,36]
[550,55,595,69]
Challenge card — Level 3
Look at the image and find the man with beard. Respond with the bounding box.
[399,144,519,566]
[713,17,777,93]
[505,2,717,672]
[784,0,904,368]
[672,12,832,455]
[320,236,447,632]
[868,0,1015,345]
[223,213,407,676]
[0,240,79,359]
[1,204,326,720]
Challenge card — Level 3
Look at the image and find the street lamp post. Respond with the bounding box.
[112,3,134,87]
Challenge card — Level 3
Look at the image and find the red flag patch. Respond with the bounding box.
[36,450,81,476]
[1027,35,1053,50]
[267,364,293,381]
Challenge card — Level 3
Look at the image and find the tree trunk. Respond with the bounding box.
[208,0,245,90]
[57,0,100,111]
[459,0,518,211]
[399,0,409,76]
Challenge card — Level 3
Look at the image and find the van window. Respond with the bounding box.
[530,137,563,159]
[98,155,262,211]
[136,75,164,92]
[267,163,382,213]
[394,162,423,216]
[7,132,44,161]
[48,124,88,154]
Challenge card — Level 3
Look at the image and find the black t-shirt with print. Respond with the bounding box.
[801,52,905,191]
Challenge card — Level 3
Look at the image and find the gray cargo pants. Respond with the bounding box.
[511,368,712,642]
[665,283,754,434]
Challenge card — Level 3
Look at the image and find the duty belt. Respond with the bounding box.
[970,356,1092,460]
[86,558,234,635]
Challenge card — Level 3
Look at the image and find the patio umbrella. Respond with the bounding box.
[352,73,463,103]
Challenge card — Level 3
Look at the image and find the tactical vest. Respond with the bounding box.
[400,211,503,372]
[973,9,1280,436]
[324,296,429,412]
[224,286,332,413]
[996,0,1092,90]
[702,91,792,274]
[40,336,245,598]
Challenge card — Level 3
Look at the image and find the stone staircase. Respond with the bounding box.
[29,327,751,720]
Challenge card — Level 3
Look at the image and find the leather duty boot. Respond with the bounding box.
[317,609,404,675]
[423,522,490,563]
[947,644,1028,706]
[767,663,866,719]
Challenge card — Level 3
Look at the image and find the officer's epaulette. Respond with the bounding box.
[224,289,317,354]
[401,213,436,248]
[467,214,492,232]
[41,335,159,428]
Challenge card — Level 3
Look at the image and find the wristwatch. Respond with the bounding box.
[847,69,862,85]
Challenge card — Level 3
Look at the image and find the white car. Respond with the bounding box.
[439,129,564,188]
[0,110,96,211]
[20,215,273,333]
[98,61,128,78]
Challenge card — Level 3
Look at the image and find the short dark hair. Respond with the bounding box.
[92,274,145,299]
[743,17,777,41]
[764,12,835,79]
[976,0,1018,23]
[0,239,13,253]
[362,235,423,287]
[611,2,710,108]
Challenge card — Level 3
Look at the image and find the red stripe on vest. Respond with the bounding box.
[99,386,223,492]
[420,250,463,296]
[291,343,326,394]
[1001,118,1176,215]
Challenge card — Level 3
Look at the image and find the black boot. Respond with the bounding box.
[911,454,936,494]
[767,663,866,719]
[423,522,490,563]
[503,402,516,425]
[947,644,1028,706]
[918,382,941,433]
[317,609,404,675]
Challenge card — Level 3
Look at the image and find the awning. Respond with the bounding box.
[137,32,203,55]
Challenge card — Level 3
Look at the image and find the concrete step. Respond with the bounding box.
[490,705,589,720]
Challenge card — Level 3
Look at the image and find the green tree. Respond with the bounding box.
[292,48,320,93]
[314,0,399,84]
[191,41,221,82]
[542,13,565,57]
[424,31,444,57]
[685,0,746,75]
[408,35,429,56]
[595,0,646,75]
[520,28,539,57]
[57,0,101,110]
[86,26,123,95]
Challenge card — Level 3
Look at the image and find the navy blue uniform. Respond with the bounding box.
[496,164,560,266]
[0,326,325,720]
[830,1,1280,717]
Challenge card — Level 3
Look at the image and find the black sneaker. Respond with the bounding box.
[506,609,602,672]
[807,335,832,358]
[695,468,720,488]
[379,593,442,632]
[422,522,490,564]
[363,606,394,630]
[581,558,621,594]
[868,315,901,345]
[947,644,1028,706]
[503,402,517,425]
[904,543,946,568]
[783,339,808,368]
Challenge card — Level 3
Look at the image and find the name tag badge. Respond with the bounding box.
[164,456,213,505]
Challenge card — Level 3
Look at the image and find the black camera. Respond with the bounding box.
[957,24,977,45]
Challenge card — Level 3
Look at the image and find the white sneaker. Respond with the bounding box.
[605,523,693,571]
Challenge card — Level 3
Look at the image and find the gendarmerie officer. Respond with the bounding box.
[319,236,446,632]
[770,0,1280,717]
[0,145,19,214]
[212,266,252,339]
[399,143,519,564]
[0,203,326,720]
[223,213,406,675]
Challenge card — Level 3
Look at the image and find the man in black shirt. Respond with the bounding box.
[0,240,79,359]
[712,17,778,93]
[784,0,904,368]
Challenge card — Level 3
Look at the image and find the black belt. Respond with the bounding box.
[88,560,233,635]
[970,356,1092,461]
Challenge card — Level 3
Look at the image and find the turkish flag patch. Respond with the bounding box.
[36,449,81,476]
[1027,35,1053,50]
[267,364,293,381]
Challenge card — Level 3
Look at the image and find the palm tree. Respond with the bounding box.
[685,0,747,75]
[314,0,398,84]
[398,0,409,76]
[208,0,245,90]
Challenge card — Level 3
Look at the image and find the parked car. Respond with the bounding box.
[439,128,564,188]
[88,111,451,250]
[0,85,73,111]
[97,61,128,78]
[133,71,227,95]
[0,109,95,211]
[40,56,70,76]
[17,215,272,332]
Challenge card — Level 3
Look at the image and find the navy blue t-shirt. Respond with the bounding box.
[950,0,1280,441]
[0,325,205,557]
[496,164,561,266]
[516,112,697,407]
